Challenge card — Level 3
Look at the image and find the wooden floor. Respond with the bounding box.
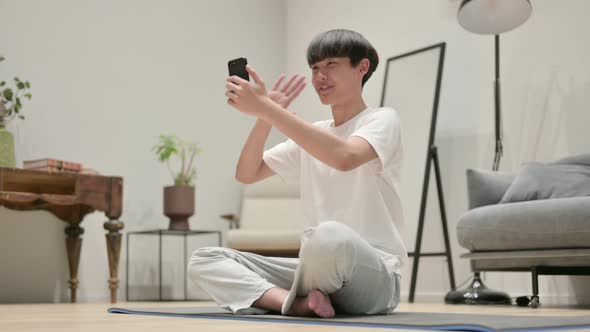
[1,301,589,332]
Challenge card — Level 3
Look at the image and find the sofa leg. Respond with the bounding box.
[531,266,541,308]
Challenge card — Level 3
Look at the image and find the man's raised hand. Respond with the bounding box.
[268,73,306,110]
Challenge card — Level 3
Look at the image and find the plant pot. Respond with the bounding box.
[163,185,195,231]
[0,125,16,168]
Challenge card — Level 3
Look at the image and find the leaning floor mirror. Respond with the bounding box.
[379,42,455,302]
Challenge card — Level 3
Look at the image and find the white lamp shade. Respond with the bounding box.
[458,0,532,34]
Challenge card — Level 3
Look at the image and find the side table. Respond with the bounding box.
[126,229,222,301]
[0,167,123,303]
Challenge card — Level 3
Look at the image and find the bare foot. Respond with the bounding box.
[306,289,335,318]
[288,289,336,318]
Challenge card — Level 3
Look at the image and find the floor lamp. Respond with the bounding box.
[445,0,533,305]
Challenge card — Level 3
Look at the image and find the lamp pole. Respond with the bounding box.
[493,34,503,171]
[446,0,532,306]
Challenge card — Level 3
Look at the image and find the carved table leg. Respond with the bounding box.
[65,224,84,303]
[104,219,124,303]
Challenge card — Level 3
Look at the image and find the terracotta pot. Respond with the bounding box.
[163,185,195,231]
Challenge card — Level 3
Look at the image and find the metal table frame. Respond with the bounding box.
[126,229,222,301]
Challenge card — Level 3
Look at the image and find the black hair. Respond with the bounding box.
[306,29,379,87]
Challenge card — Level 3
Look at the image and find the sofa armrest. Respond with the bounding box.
[466,168,516,210]
[220,213,240,229]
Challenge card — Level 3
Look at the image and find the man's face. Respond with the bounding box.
[310,57,367,105]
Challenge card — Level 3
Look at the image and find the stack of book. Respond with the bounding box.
[23,158,83,173]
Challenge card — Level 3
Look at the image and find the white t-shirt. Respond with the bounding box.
[263,106,407,274]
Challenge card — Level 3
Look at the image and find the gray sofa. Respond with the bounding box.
[457,160,590,308]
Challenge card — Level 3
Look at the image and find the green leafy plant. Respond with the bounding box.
[0,56,32,127]
[153,134,201,186]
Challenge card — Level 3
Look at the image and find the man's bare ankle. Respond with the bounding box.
[288,296,312,317]
[253,287,289,313]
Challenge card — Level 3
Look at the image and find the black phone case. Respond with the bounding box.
[228,57,250,81]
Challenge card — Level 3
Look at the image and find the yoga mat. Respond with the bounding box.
[108,306,590,332]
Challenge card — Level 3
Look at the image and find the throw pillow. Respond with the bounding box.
[499,162,590,203]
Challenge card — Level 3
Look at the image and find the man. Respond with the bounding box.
[189,29,406,318]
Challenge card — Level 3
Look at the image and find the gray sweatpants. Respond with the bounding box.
[188,221,401,315]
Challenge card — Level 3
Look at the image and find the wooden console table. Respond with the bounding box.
[0,167,124,303]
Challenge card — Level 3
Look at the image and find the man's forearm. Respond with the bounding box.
[258,98,351,171]
[235,119,272,182]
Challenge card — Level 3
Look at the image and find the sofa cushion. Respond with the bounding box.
[457,196,590,251]
[499,162,590,203]
[240,198,303,231]
[554,153,590,166]
[466,169,515,209]
[226,230,301,251]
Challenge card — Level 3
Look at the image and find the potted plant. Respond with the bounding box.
[0,55,32,168]
[153,134,201,231]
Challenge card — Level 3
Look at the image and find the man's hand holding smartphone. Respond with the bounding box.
[226,61,270,117]
[226,57,306,114]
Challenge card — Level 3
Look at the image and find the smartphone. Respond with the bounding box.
[228,57,250,81]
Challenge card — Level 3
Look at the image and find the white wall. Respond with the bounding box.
[285,0,590,304]
[1,0,589,305]
[0,0,286,302]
